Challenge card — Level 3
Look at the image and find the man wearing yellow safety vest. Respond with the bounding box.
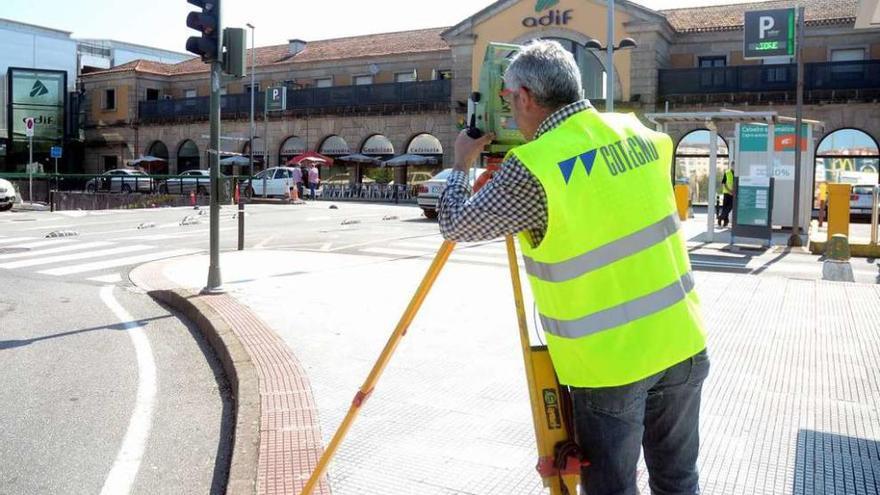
[718,168,736,227]
[439,40,709,495]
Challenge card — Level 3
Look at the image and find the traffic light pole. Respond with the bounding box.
[788,6,806,247]
[206,60,223,292]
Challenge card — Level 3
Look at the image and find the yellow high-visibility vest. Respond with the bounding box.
[510,108,706,388]
[723,169,735,196]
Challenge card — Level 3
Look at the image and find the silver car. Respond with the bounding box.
[159,169,214,195]
[850,184,878,218]
[85,169,154,194]
[417,168,486,219]
[0,178,16,211]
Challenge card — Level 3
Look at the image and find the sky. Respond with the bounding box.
[1,0,772,54]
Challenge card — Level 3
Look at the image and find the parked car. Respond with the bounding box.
[243,167,305,198]
[417,168,487,219]
[0,178,16,211]
[850,184,878,219]
[85,169,154,194]
[158,169,218,195]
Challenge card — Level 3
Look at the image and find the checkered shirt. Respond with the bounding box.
[439,99,592,245]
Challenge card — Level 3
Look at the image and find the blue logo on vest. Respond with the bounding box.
[558,150,597,184]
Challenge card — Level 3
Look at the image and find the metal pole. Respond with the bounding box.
[263,98,268,198]
[205,8,223,293]
[606,0,615,112]
[28,135,33,202]
[871,185,879,246]
[788,6,806,247]
[248,24,255,176]
[707,126,718,242]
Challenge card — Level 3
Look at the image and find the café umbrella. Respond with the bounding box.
[382,154,438,167]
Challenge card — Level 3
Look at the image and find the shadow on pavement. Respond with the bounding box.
[0,315,172,350]
[793,430,880,495]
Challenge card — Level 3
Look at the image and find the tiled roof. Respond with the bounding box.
[83,27,450,78]
[660,0,858,33]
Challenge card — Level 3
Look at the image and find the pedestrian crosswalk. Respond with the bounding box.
[353,235,518,267]
[0,234,200,282]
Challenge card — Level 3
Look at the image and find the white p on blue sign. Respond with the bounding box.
[50,146,62,158]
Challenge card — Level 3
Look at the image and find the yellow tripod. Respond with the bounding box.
[300,237,581,495]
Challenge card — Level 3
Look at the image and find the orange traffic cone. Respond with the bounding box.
[289,183,300,203]
[190,190,197,208]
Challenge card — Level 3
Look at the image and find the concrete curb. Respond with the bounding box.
[149,289,260,495]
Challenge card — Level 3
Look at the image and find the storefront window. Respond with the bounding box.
[674,130,729,205]
[815,128,879,206]
[546,37,605,100]
[177,140,200,172]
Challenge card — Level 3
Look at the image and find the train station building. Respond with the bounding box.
[78,0,879,199]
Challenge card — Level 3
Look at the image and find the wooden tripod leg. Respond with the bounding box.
[505,237,579,495]
[299,240,457,495]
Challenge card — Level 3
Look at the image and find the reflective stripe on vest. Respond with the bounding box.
[511,108,707,387]
[523,213,681,283]
[540,271,695,339]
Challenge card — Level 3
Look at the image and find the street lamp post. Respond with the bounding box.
[246,23,255,177]
[585,35,637,112]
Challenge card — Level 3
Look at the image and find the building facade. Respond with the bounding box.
[0,17,191,172]
[78,0,879,196]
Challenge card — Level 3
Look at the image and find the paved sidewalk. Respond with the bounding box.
[135,246,880,494]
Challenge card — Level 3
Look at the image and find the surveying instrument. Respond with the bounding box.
[300,43,585,495]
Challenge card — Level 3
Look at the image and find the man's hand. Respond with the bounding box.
[453,130,495,173]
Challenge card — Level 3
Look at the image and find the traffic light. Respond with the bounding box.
[223,28,247,77]
[185,0,220,62]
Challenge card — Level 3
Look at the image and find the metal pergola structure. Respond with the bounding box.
[645,111,822,242]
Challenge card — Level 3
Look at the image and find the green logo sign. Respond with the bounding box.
[29,80,49,98]
[535,0,559,12]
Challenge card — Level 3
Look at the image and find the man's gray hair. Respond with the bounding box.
[504,40,583,109]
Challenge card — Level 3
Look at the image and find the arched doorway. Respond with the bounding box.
[360,134,394,184]
[405,133,444,185]
[146,141,170,174]
[675,130,730,205]
[318,135,351,182]
[177,140,200,172]
[815,128,879,209]
[242,138,267,171]
[278,136,307,166]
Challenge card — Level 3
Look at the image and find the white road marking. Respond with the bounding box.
[89,273,123,284]
[98,286,157,495]
[8,239,78,249]
[254,234,279,249]
[0,241,114,261]
[39,249,199,276]
[0,245,152,269]
[117,227,235,241]
[0,237,37,245]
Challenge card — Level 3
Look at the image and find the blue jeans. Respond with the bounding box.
[572,349,709,495]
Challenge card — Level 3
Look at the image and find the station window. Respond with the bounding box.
[434,69,452,80]
[146,88,160,101]
[394,71,417,83]
[104,89,116,110]
[315,77,332,88]
[353,75,373,86]
[184,89,197,98]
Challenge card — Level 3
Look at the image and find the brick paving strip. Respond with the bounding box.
[130,262,331,495]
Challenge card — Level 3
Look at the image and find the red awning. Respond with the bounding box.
[287,151,334,166]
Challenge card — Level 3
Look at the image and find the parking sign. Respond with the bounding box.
[744,9,796,59]
[266,86,287,112]
[51,146,62,158]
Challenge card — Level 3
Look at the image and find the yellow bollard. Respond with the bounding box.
[827,184,851,239]
[674,184,690,221]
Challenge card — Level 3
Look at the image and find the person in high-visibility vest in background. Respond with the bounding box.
[439,40,708,495]
[718,167,735,227]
